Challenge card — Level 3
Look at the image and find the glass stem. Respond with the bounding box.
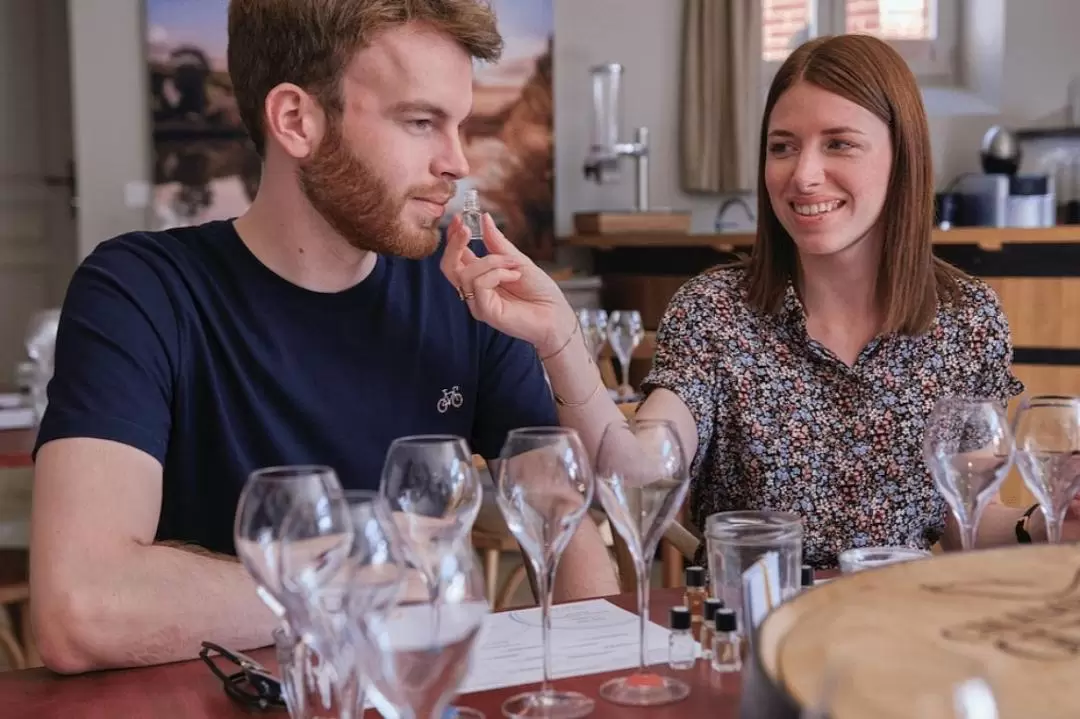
[636,555,652,673]
[620,356,631,391]
[540,557,557,691]
[960,521,978,551]
[1046,506,1064,544]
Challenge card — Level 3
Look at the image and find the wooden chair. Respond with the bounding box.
[0,550,35,670]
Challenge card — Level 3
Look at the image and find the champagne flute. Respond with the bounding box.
[234,465,343,619]
[594,418,692,706]
[496,427,597,719]
[380,435,483,597]
[606,310,644,399]
[923,397,1014,551]
[1013,395,1080,543]
[357,539,490,719]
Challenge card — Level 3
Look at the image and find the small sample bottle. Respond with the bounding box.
[461,189,484,241]
[801,564,815,591]
[684,565,707,622]
[700,597,723,659]
[668,606,696,670]
[711,608,741,673]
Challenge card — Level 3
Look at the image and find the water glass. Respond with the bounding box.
[273,626,362,719]
[838,546,932,574]
[705,511,803,636]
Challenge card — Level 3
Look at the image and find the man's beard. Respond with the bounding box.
[297,121,454,260]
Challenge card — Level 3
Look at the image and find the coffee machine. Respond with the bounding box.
[941,126,1056,228]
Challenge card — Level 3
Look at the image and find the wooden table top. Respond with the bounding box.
[0,428,34,469]
[0,588,745,718]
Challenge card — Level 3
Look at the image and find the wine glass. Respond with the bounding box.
[594,418,692,706]
[380,435,483,596]
[923,397,1014,551]
[234,465,343,619]
[1013,394,1080,543]
[496,427,597,719]
[606,310,644,399]
[356,538,490,719]
[278,489,408,719]
[577,308,608,362]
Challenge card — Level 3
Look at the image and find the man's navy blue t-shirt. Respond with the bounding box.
[34,220,558,555]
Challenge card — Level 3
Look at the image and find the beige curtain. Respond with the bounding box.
[680,0,763,194]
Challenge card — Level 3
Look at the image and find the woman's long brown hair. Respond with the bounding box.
[745,34,962,335]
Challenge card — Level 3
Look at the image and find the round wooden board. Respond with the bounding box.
[755,543,1080,718]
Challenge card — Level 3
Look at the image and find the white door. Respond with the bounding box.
[0,0,77,383]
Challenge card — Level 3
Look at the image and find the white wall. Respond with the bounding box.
[49,0,1080,255]
[68,0,151,259]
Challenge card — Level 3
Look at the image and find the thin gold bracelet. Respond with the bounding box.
[540,319,580,362]
[553,378,603,408]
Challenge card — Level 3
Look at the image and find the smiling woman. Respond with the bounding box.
[440,32,1049,578]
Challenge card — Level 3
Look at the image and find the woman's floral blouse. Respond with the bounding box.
[641,265,1024,568]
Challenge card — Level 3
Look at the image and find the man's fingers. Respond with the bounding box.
[481,213,527,260]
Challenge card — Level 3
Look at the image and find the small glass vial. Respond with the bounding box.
[667,606,695,670]
[711,608,741,673]
[461,189,484,241]
[801,564,815,591]
[700,597,723,659]
[684,565,707,623]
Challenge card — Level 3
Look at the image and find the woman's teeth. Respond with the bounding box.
[792,200,843,216]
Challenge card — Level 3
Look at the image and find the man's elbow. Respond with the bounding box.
[32,582,118,674]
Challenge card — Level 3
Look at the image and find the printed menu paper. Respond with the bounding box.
[458,598,687,694]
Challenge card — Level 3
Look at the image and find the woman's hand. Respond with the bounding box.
[440,212,576,356]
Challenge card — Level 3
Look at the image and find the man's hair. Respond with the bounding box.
[227,0,504,156]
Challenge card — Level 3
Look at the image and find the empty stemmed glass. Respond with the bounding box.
[1013,394,1080,543]
[379,434,485,718]
[594,418,692,706]
[496,427,597,719]
[606,310,644,399]
[380,435,483,595]
[577,308,608,362]
[356,537,489,719]
[923,397,1015,551]
[234,465,344,620]
[278,489,406,719]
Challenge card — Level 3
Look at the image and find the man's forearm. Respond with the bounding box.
[35,542,278,673]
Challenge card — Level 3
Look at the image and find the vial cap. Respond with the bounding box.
[704,597,723,621]
[670,605,691,631]
[684,565,706,588]
[715,608,737,632]
[801,564,815,587]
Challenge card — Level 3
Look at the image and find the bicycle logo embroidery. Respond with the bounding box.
[437,386,464,414]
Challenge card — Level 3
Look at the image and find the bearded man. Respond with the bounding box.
[29,0,618,674]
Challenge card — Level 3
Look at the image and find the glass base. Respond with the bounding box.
[500,688,595,719]
[447,705,486,719]
[598,672,690,707]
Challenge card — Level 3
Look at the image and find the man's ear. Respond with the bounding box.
[263,83,327,160]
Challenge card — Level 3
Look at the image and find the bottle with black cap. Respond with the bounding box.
[683,565,707,623]
[700,597,723,659]
[711,608,741,673]
[667,606,695,670]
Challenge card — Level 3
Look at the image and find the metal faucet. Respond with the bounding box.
[714,195,756,232]
[584,126,651,212]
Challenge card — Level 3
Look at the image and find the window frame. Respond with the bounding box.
[762,0,960,88]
